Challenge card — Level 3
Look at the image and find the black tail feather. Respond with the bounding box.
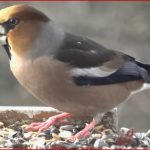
[136,61,150,83]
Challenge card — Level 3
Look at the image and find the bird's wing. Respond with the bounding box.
[55,33,143,85]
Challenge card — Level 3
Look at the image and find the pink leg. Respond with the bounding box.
[69,119,96,141]
[26,112,71,132]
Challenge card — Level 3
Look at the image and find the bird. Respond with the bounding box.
[0,4,150,140]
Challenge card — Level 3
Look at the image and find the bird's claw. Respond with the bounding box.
[26,112,71,132]
[67,131,91,142]
[25,121,52,132]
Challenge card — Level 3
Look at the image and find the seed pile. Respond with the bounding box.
[0,120,150,148]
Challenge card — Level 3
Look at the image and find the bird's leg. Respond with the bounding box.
[68,113,106,141]
[26,112,71,132]
[69,119,96,141]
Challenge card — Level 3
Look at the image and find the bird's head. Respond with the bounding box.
[0,4,51,60]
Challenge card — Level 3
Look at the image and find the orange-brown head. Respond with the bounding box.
[0,4,50,59]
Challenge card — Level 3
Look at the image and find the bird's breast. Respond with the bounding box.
[10,55,142,116]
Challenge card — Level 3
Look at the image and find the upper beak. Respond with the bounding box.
[0,24,7,45]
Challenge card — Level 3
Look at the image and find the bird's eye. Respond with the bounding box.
[8,18,19,26]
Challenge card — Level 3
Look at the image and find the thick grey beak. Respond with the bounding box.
[0,24,11,60]
[0,24,7,45]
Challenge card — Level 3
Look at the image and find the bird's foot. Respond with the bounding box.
[26,112,71,132]
[68,130,91,142]
[68,119,96,142]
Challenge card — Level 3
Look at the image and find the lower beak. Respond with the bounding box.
[0,24,7,45]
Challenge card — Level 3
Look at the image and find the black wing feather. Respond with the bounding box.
[73,61,150,86]
[54,33,149,85]
[55,33,134,68]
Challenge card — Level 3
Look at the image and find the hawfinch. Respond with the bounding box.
[0,4,150,140]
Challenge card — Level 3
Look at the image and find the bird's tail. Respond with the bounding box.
[136,61,150,83]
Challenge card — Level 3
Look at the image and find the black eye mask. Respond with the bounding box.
[1,18,20,60]
[1,18,20,34]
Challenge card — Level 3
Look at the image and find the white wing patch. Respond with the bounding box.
[70,66,117,77]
